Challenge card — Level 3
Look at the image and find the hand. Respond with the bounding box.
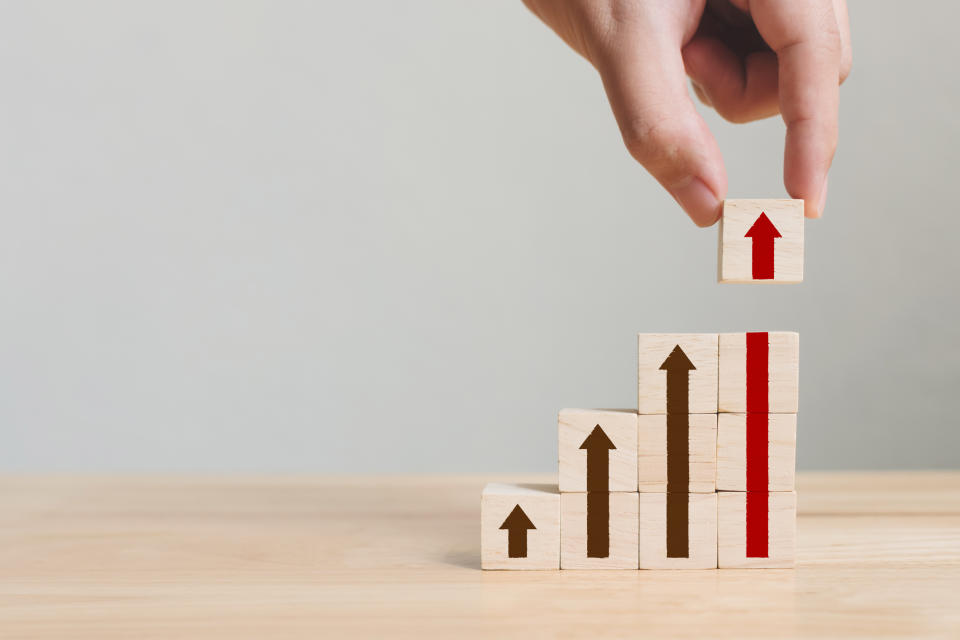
[522,0,852,226]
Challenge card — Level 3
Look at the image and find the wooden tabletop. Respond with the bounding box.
[2,473,959,639]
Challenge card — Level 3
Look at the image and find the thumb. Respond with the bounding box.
[596,38,727,226]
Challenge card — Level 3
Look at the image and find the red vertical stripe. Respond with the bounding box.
[745,332,769,557]
[751,239,776,279]
[746,332,768,414]
[746,491,769,557]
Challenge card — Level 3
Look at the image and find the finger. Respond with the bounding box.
[834,0,853,82]
[595,36,727,226]
[749,0,842,218]
[682,36,780,123]
[726,0,850,83]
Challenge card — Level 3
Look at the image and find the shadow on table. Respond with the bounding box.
[444,548,481,570]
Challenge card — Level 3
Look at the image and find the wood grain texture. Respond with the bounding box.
[719,199,804,283]
[1,473,959,638]
[558,409,637,492]
[719,331,799,413]
[638,413,717,492]
[560,492,639,569]
[638,492,718,569]
[717,412,797,491]
[481,483,559,570]
[638,333,718,414]
[718,491,797,568]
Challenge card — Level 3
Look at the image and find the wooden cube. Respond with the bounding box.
[638,492,718,569]
[560,492,639,569]
[717,413,797,492]
[718,332,799,413]
[481,483,560,570]
[559,409,638,493]
[718,199,804,283]
[637,413,717,493]
[638,333,718,414]
[718,491,796,568]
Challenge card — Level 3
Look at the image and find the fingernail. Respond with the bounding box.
[816,177,829,217]
[670,177,721,227]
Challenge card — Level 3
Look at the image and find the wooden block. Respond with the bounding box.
[717,491,796,568]
[638,333,718,414]
[718,331,799,413]
[718,199,804,283]
[559,409,638,493]
[637,413,717,493]
[481,483,560,570]
[560,492,639,569]
[638,492,718,569]
[717,413,797,492]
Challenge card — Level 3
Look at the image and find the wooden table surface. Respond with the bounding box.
[1,472,959,639]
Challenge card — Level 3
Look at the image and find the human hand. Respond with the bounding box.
[522,0,852,226]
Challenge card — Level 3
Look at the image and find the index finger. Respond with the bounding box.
[749,0,842,217]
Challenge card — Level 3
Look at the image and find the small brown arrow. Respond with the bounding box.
[660,345,695,558]
[499,505,536,558]
[581,425,616,558]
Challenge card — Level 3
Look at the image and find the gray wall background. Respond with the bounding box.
[2,1,958,472]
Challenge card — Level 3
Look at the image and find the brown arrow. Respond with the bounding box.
[660,345,695,558]
[581,425,616,558]
[499,504,536,558]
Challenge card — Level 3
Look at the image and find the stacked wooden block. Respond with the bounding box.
[482,332,799,570]
[718,199,804,283]
[717,332,799,567]
[481,199,805,570]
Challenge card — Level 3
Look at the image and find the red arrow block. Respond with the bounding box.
[718,199,804,283]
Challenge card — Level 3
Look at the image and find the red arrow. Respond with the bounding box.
[744,212,782,280]
[499,504,536,558]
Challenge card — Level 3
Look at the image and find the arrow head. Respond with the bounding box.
[659,345,696,372]
[580,424,616,451]
[744,212,782,239]
[499,504,535,531]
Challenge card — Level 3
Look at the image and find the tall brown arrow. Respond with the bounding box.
[660,345,696,558]
[499,504,536,558]
[581,425,616,558]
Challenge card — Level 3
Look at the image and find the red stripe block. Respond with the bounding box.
[745,332,769,557]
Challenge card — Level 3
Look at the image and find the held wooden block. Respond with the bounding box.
[560,492,639,569]
[481,483,560,570]
[559,409,638,493]
[718,199,804,283]
[718,331,799,413]
[717,413,797,492]
[718,491,796,568]
[637,413,717,493]
[638,333,718,414]
[638,492,718,569]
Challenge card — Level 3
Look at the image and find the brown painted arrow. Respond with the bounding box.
[499,504,536,558]
[660,345,695,558]
[581,425,616,558]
